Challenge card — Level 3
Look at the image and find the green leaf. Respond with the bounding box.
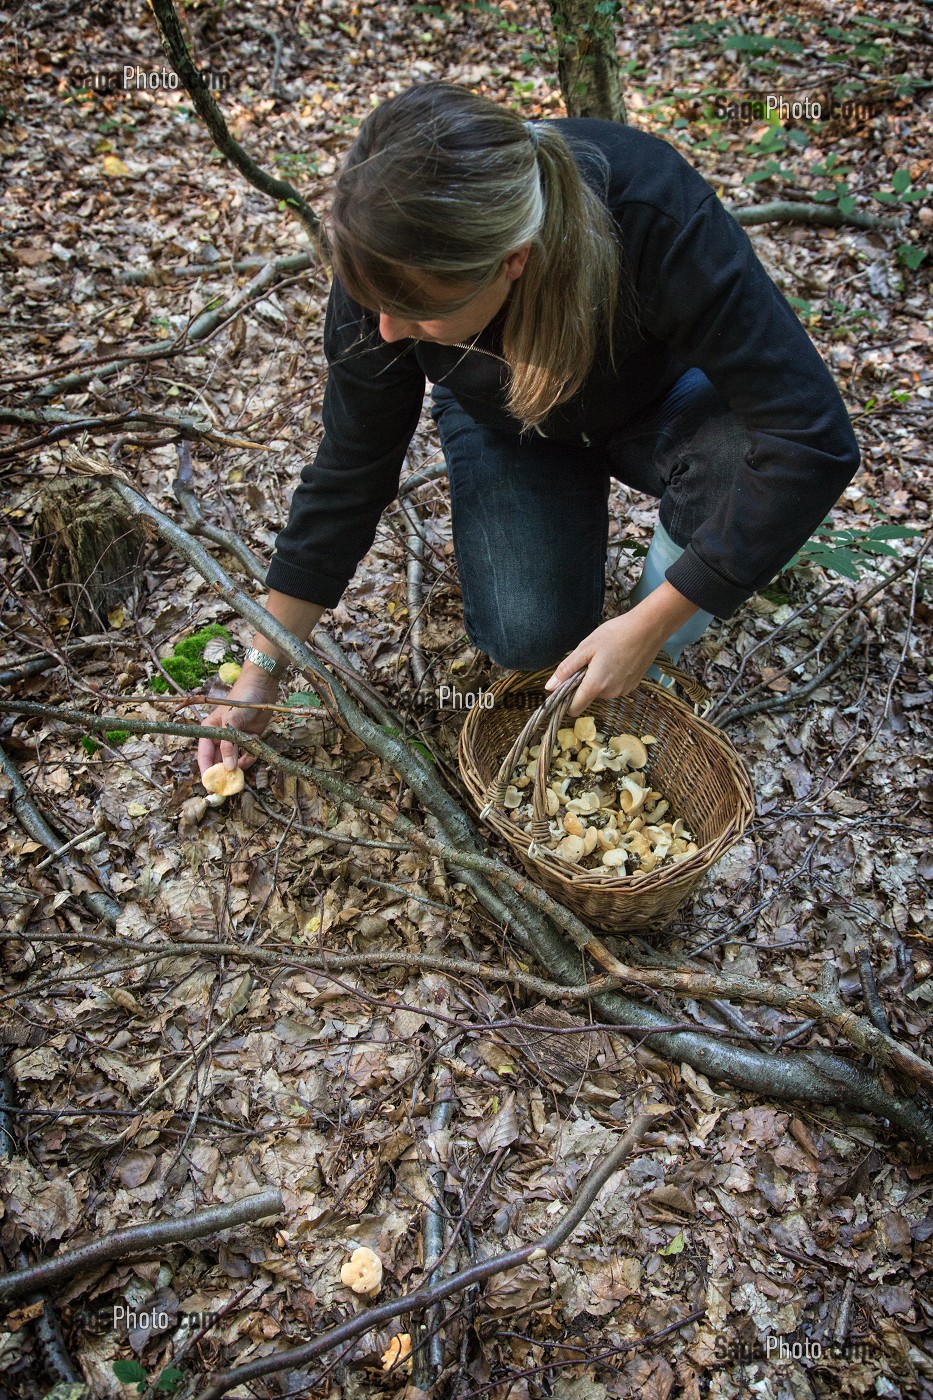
[892,168,911,195]
[660,1230,685,1256]
[156,1367,184,1393]
[900,188,930,203]
[856,540,899,557]
[837,195,856,215]
[865,524,922,540]
[811,188,839,202]
[819,551,862,580]
[113,1360,148,1384]
[898,243,927,270]
[786,295,813,316]
[407,738,437,765]
[285,690,321,708]
[872,191,898,204]
[725,33,802,54]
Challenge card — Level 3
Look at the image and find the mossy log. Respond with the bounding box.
[30,478,148,632]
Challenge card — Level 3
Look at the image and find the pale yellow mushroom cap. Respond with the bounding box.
[340,1246,383,1295]
[382,1333,412,1371]
[573,715,598,744]
[607,733,649,768]
[201,762,245,798]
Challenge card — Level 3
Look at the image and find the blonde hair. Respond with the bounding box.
[328,82,623,429]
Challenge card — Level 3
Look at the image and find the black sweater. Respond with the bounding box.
[266,119,860,620]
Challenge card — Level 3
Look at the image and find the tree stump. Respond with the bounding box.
[30,477,148,632]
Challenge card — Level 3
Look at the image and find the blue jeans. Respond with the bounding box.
[429,368,751,670]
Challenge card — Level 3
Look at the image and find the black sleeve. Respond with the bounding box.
[265,278,426,607]
[636,190,860,618]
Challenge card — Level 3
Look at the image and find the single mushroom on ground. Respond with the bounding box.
[382,1333,412,1371]
[340,1246,383,1296]
[201,761,245,801]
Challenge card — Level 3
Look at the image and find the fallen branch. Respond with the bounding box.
[0,407,264,452]
[717,633,865,725]
[857,955,893,1045]
[149,0,325,256]
[30,261,313,401]
[0,1190,283,1302]
[193,1116,654,1399]
[0,639,109,687]
[0,741,120,927]
[120,250,314,286]
[401,496,429,688]
[729,200,899,230]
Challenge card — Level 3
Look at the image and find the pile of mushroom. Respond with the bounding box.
[503,715,699,875]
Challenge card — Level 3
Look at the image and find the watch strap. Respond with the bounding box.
[245,647,286,678]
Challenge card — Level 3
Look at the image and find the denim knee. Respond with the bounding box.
[467,613,597,673]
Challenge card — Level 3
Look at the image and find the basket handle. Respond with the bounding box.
[480,669,584,820]
[650,655,711,713]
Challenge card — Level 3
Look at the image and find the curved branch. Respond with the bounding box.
[148,0,327,259]
[0,741,120,927]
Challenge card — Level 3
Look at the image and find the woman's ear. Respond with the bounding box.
[504,243,532,281]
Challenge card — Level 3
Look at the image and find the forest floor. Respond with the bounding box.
[1,1,932,1398]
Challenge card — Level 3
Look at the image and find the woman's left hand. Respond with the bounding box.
[545,583,699,717]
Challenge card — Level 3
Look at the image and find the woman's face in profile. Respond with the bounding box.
[374,246,530,346]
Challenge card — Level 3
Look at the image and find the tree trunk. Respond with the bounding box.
[548,0,626,123]
[30,478,148,633]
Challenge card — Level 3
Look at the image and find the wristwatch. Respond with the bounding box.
[245,647,287,679]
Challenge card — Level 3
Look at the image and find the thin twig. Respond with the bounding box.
[717,633,865,725]
[0,1193,283,1301]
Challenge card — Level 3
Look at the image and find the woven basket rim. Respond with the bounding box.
[459,667,754,895]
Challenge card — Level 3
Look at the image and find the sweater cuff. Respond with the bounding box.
[665,546,755,620]
[265,556,347,610]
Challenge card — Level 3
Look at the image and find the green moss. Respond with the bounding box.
[81,735,101,756]
[150,624,235,694]
[104,729,130,745]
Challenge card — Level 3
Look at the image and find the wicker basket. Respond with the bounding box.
[458,663,754,934]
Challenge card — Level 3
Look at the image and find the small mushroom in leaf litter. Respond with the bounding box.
[340,1246,383,1296]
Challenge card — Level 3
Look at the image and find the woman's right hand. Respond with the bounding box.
[197,668,282,777]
